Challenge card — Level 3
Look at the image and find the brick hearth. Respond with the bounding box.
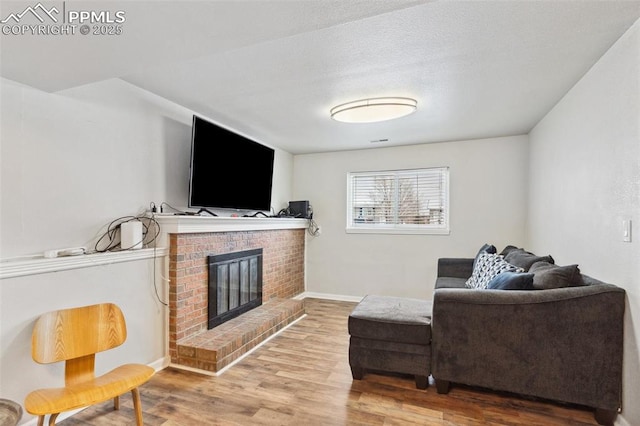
[175,298,304,371]
[168,228,306,372]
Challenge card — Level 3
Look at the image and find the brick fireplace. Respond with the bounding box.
[159,216,307,372]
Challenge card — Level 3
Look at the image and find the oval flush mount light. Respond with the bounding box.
[330,97,417,123]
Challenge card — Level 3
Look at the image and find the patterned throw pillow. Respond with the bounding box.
[473,243,497,269]
[465,253,524,289]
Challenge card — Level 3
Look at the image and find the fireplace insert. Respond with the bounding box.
[207,248,263,329]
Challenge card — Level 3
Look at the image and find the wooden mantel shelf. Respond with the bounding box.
[153,215,308,235]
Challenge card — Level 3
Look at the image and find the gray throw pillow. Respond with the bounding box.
[505,248,554,271]
[499,245,519,257]
[529,261,582,289]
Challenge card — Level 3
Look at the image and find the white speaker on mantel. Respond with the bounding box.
[121,221,143,250]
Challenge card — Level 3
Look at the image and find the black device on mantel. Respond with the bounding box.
[288,200,311,219]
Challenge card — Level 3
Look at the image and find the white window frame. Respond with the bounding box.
[346,167,450,235]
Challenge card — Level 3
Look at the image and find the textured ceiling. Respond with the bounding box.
[2,1,640,154]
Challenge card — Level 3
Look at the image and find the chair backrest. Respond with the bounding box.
[32,303,127,364]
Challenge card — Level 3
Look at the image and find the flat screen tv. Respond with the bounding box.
[188,115,275,211]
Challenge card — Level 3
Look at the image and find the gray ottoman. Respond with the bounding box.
[348,295,432,389]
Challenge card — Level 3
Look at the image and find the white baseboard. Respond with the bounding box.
[616,414,630,426]
[295,291,363,302]
[150,355,171,372]
[168,363,218,377]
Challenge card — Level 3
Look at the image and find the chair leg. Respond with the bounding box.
[131,387,144,426]
[48,413,59,425]
[114,395,120,410]
[37,416,44,426]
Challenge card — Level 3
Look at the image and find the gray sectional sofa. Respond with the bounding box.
[432,246,625,425]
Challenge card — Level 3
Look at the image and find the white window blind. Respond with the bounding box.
[347,167,449,234]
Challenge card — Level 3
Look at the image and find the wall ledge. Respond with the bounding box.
[153,215,309,234]
[0,247,168,280]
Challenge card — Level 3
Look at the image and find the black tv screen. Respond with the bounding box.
[188,115,275,211]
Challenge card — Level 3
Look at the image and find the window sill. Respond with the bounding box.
[345,227,450,235]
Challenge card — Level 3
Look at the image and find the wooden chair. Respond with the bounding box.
[24,303,155,426]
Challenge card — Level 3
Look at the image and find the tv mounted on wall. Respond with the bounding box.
[188,115,275,212]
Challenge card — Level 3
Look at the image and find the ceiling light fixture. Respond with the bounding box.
[330,97,417,123]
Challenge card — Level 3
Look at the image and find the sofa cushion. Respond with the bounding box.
[504,248,554,271]
[487,271,534,290]
[473,243,497,269]
[436,277,467,289]
[529,261,583,289]
[437,258,474,279]
[465,253,524,290]
[499,245,519,257]
[348,295,431,344]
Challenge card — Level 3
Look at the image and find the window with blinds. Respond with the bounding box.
[346,167,449,234]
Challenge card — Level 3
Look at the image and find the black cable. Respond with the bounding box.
[276,208,290,217]
[307,218,321,236]
[243,211,269,218]
[92,211,166,306]
[144,216,161,247]
[160,201,184,214]
[197,208,218,217]
[94,215,136,253]
[93,214,160,253]
[150,212,168,307]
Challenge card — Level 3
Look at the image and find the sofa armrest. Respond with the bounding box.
[431,284,625,411]
[437,258,474,279]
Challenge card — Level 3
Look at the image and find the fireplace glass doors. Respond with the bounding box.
[207,248,263,329]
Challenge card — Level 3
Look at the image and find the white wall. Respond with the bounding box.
[0,77,293,424]
[0,78,293,258]
[271,148,294,213]
[528,19,640,426]
[1,260,166,419]
[1,78,185,257]
[293,135,529,300]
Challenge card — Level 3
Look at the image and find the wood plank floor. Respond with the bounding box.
[61,298,598,425]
